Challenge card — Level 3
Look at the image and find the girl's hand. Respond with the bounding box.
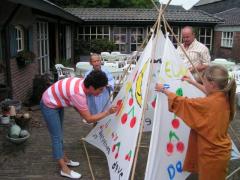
[155,83,164,92]
[181,75,193,84]
[107,106,118,115]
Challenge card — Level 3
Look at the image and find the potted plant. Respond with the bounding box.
[16,50,35,67]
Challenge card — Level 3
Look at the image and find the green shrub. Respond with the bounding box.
[75,39,117,55]
[16,50,35,67]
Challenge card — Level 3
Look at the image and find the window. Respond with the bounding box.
[77,26,110,41]
[36,21,49,74]
[168,26,181,47]
[15,26,24,52]
[130,27,144,51]
[113,27,127,52]
[221,32,233,48]
[198,27,213,50]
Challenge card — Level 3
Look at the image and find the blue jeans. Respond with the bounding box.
[40,100,64,160]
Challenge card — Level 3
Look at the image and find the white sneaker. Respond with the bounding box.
[66,160,80,167]
[60,170,82,179]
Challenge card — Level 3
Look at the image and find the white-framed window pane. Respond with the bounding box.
[221,31,233,48]
[77,26,110,41]
[15,26,24,52]
[37,21,49,74]
[168,26,181,47]
[198,27,213,50]
[130,27,145,51]
[113,27,127,52]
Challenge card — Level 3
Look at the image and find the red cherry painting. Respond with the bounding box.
[151,100,156,108]
[172,118,180,129]
[130,117,136,128]
[112,144,116,152]
[117,99,122,106]
[167,142,174,154]
[129,98,133,106]
[115,153,119,159]
[121,113,128,124]
[176,141,184,153]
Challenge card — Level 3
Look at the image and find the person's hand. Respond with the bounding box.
[107,105,118,115]
[155,83,164,92]
[181,75,194,84]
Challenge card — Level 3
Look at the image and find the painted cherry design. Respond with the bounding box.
[120,106,136,128]
[130,117,136,128]
[176,141,184,153]
[167,142,174,154]
[172,118,180,129]
[129,98,133,106]
[121,113,128,124]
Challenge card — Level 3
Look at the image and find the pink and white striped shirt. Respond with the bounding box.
[42,77,88,112]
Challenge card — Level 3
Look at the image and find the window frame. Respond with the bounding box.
[15,25,24,52]
[198,27,213,50]
[113,27,127,52]
[77,26,110,41]
[130,27,145,52]
[221,31,233,48]
[36,21,50,74]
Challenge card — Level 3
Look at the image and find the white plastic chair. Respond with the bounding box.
[101,52,110,62]
[111,51,121,56]
[55,64,75,80]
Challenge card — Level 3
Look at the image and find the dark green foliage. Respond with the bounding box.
[16,50,35,67]
[89,39,117,53]
[75,39,117,55]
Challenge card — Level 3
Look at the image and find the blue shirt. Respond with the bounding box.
[85,67,114,114]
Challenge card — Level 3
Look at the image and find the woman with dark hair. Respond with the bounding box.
[40,70,117,179]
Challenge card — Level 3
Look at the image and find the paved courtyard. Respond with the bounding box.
[0,106,239,180]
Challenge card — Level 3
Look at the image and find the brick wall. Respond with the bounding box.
[213,31,240,63]
[10,57,39,103]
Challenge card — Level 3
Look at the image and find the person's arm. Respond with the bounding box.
[181,76,207,94]
[78,106,117,123]
[70,94,117,123]
[155,83,210,132]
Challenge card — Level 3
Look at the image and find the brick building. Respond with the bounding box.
[195,0,240,62]
[0,0,82,102]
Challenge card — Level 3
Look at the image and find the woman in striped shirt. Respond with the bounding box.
[40,70,117,179]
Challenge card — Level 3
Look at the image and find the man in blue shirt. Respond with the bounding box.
[85,53,114,115]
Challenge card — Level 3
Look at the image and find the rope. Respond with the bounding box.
[81,138,96,180]
[226,166,240,179]
[229,124,240,147]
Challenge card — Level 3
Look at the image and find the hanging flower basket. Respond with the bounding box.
[16,50,35,67]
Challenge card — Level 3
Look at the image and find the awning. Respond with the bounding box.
[8,0,83,23]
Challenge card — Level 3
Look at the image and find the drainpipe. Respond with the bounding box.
[2,4,21,98]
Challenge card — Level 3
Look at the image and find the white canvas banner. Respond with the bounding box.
[143,31,166,132]
[145,35,205,180]
[158,0,200,10]
[231,140,240,160]
[84,35,154,180]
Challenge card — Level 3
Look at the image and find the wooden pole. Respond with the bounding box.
[130,1,172,179]
[81,138,96,180]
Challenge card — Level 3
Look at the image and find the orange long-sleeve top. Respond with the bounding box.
[167,91,231,179]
